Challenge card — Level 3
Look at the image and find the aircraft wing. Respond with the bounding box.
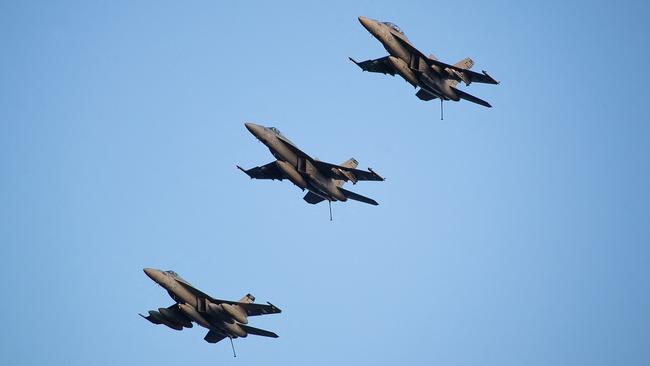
[349,56,396,75]
[139,312,164,325]
[173,279,282,317]
[211,300,282,317]
[392,36,498,85]
[313,160,385,183]
[428,58,499,85]
[139,304,192,330]
[237,161,283,180]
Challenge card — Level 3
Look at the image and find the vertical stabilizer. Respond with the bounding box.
[239,293,255,303]
[454,57,474,70]
[339,158,358,169]
[335,158,359,187]
[446,57,474,87]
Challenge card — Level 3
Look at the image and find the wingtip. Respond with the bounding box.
[368,167,385,181]
[349,57,364,71]
[481,70,499,84]
[267,301,282,313]
[236,165,253,178]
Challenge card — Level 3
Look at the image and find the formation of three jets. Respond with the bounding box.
[141,16,498,355]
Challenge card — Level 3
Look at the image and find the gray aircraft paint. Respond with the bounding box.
[140,268,281,350]
[351,16,499,117]
[238,123,384,207]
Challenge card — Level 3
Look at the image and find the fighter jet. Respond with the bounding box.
[237,123,384,219]
[140,268,281,356]
[350,16,499,119]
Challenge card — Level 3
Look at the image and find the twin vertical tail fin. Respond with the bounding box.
[303,157,359,204]
[303,158,379,206]
[335,158,359,187]
[446,57,474,87]
[239,293,255,304]
[454,57,474,70]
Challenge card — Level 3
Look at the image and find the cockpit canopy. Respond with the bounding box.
[382,22,404,35]
[269,127,282,135]
[165,270,191,285]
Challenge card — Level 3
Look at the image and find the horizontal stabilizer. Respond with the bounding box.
[338,187,378,205]
[304,191,326,204]
[416,88,438,101]
[204,330,226,344]
[452,87,492,108]
[240,324,279,338]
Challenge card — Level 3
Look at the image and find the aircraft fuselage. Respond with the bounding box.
[244,123,347,202]
[358,16,459,102]
[143,268,247,338]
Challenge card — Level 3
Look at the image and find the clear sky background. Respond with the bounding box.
[1,1,649,365]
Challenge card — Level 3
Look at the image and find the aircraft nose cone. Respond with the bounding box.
[358,16,374,31]
[244,122,255,133]
[244,122,264,139]
[143,268,158,280]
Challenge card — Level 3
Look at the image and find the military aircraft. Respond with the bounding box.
[350,16,499,119]
[237,123,384,220]
[140,268,281,357]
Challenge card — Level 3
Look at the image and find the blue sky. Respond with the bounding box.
[1,1,649,365]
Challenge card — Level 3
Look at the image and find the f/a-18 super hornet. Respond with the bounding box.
[350,16,499,119]
[237,123,384,219]
[140,268,281,356]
